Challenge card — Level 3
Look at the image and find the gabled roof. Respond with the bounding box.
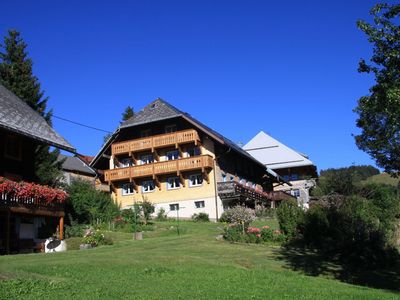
[243,131,315,170]
[91,99,284,183]
[0,84,75,152]
[58,154,96,176]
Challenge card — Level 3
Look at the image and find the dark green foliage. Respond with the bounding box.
[121,106,134,122]
[316,165,380,196]
[0,30,63,186]
[64,222,87,238]
[355,4,400,176]
[276,200,304,238]
[0,30,50,119]
[66,179,119,224]
[300,192,400,267]
[191,212,210,222]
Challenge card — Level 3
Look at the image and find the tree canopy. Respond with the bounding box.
[355,3,400,176]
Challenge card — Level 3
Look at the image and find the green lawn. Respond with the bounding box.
[361,172,400,186]
[0,221,399,299]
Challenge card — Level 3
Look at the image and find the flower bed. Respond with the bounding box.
[0,176,67,205]
[223,224,286,244]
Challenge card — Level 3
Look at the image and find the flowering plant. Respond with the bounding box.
[0,176,67,204]
[82,228,105,246]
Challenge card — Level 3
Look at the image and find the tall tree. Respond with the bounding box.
[0,30,63,186]
[103,106,135,144]
[121,105,134,122]
[355,3,400,176]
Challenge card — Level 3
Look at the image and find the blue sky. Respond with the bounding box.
[1,1,393,171]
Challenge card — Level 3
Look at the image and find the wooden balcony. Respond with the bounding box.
[112,129,200,156]
[217,182,296,203]
[104,155,214,182]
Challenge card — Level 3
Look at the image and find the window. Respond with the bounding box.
[222,174,227,182]
[187,147,201,157]
[291,174,299,181]
[291,189,300,198]
[167,177,181,190]
[282,175,290,181]
[166,150,179,161]
[121,183,135,196]
[165,124,177,133]
[4,135,22,160]
[239,178,245,185]
[140,154,154,165]
[189,174,203,187]
[195,201,205,208]
[230,176,234,182]
[252,183,257,189]
[170,203,179,211]
[142,180,155,193]
[119,158,133,168]
[140,129,152,137]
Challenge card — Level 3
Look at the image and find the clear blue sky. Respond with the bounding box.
[1,1,393,171]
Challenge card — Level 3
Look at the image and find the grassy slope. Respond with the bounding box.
[0,221,398,300]
[361,173,400,186]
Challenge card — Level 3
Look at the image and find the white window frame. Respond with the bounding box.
[121,183,135,196]
[166,150,179,161]
[140,154,154,165]
[170,203,179,211]
[195,201,205,208]
[165,124,177,133]
[291,189,300,198]
[142,180,155,193]
[167,177,181,190]
[119,158,133,168]
[189,174,203,187]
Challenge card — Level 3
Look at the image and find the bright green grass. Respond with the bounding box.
[0,221,398,299]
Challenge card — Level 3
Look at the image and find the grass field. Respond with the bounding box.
[361,172,400,186]
[0,220,399,299]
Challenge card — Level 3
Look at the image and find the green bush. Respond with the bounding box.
[223,224,286,244]
[65,222,88,238]
[82,228,113,246]
[66,179,119,224]
[276,200,304,238]
[156,208,167,221]
[192,213,210,222]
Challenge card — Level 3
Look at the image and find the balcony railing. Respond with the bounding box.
[0,193,65,211]
[112,129,201,156]
[217,182,295,202]
[105,155,214,182]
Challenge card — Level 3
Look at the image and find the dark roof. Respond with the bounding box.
[0,84,75,152]
[92,98,282,178]
[58,154,96,176]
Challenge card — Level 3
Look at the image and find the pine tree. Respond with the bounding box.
[0,30,63,186]
[121,105,134,122]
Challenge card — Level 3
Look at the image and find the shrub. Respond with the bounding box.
[276,200,304,238]
[192,213,210,222]
[223,224,286,244]
[219,206,255,227]
[255,205,275,218]
[82,228,113,246]
[156,208,167,221]
[65,222,88,238]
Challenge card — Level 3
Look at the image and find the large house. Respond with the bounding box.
[91,99,294,220]
[0,84,75,254]
[243,131,317,208]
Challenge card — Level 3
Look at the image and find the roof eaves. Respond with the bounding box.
[0,123,76,153]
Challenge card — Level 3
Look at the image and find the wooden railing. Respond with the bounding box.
[112,129,200,156]
[105,155,214,182]
[0,193,65,211]
[217,182,295,202]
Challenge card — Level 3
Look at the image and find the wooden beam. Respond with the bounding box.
[203,171,210,184]
[154,176,161,190]
[179,174,186,187]
[59,216,64,240]
[6,210,10,255]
